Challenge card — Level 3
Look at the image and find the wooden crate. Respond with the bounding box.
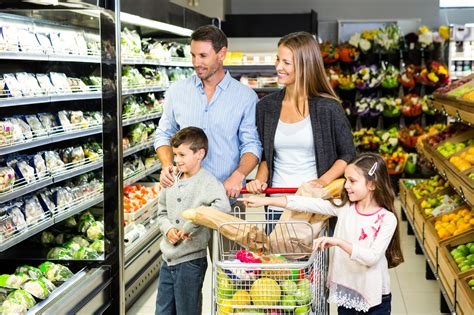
[399,179,420,224]
[424,217,440,267]
[457,273,474,315]
[438,231,474,307]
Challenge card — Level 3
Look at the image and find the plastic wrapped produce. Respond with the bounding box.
[38,189,55,212]
[39,276,56,293]
[24,115,47,137]
[15,266,42,280]
[59,31,80,54]
[22,278,50,299]
[36,33,53,54]
[1,25,19,52]
[70,235,90,247]
[0,287,9,304]
[3,73,22,97]
[22,196,45,224]
[14,159,37,184]
[0,121,13,145]
[17,29,40,53]
[63,240,81,254]
[36,74,56,94]
[54,233,67,245]
[74,33,88,55]
[9,206,27,231]
[0,208,15,240]
[46,247,73,260]
[11,117,33,140]
[0,273,30,289]
[78,212,95,234]
[73,246,100,260]
[52,188,73,209]
[68,78,89,92]
[128,123,148,145]
[37,113,57,133]
[89,239,104,253]
[40,231,55,246]
[83,142,102,161]
[56,110,72,131]
[49,72,72,93]
[2,289,36,312]
[31,154,47,178]
[63,216,77,229]
[87,221,104,240]
[0,167,15,192]
[69,111,85,126]
[70,147,85,164]
[44,151,65,173]
[16,72,42,96]
[38,262,73,283]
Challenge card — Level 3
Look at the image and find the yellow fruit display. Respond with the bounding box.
[448,148,474,171]
[435,207,474,240]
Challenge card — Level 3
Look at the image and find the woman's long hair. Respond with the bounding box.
[278,32,340,116]
[332,153,404,268]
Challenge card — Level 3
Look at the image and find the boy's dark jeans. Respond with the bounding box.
[155,257,207,315]
[338,293,391,315]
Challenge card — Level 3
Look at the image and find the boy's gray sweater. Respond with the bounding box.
[157,168,231,266]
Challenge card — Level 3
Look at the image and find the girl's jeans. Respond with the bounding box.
[155,257,207,315]
[337,293,392,315]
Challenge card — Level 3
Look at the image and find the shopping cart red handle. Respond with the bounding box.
[240,187,298,194]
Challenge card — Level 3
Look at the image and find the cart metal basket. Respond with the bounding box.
[211,188,329,315]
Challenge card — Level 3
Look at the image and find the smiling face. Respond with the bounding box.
[275,44,296,86]
[344,164,374,203]
[191,40,226,81]
[173,143,205,177]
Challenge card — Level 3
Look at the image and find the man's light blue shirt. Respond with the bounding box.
[154,71,262,183]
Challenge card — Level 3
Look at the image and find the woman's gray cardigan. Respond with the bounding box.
[256,89,356,185]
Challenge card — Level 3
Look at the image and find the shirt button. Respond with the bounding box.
[177,198,182,202]
[176,219,180,224]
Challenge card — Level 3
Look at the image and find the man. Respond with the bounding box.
[154,25,261,198]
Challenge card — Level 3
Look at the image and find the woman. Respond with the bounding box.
[246,32,356,226]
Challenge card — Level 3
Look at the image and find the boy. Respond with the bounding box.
[155,127,231,315]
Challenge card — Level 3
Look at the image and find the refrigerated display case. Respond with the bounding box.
[0,1,123,314]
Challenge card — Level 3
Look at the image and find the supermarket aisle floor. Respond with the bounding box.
[127,201,448,315]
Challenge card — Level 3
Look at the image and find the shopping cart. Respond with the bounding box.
[211,188,329,315]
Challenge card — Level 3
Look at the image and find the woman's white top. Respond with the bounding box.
[286,196,397,312]
[270,116,317,211]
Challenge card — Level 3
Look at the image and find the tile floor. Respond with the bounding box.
[127,201,449,315]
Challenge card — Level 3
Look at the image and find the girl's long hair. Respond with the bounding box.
[332,153,404,268]
[278,32,340,116]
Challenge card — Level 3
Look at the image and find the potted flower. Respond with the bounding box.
[377,127,399,154]
[338,42,360,64]
[320,41,340,64]
[325,65,341,89]
[381,63,400,92]
[401,93,423,124]
[415,61,449,94]
[349,30,379,64]
[337,72,356,101]
[380,96,402,128]
[398,123,425,149]
[353,128,381,152]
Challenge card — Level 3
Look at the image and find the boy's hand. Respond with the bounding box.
[238,196,268,208]
[166,228,180,244]
[313,236,339,251]
[160,165,176,187]
[177,230,191,240]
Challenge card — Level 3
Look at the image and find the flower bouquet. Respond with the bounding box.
[399,64,418,89]
[353,128,381,152]
[337,72,356,101]
[381,147,408,175]
[354,65,383,91]
[325,66,341,89]
[375,24,403,66]
[356,96,383,128]
[320,41,339,64]
[401,93,423,117]
[415,61,449,91]
[398,123,425,149]
[381,64,400,89]
[380,96,402,118]
[377,127,399,154]
[338,43,360,63]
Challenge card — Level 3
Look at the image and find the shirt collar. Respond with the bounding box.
[194,71,232,91]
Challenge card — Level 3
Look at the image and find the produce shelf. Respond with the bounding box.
[122,86,167,96]
[0,88,102,107]
[417,142,474,208]
[400,202,457,315]
[0,51,101,63]
[0,157,103,204]
[53,189,104,223]
[432,99,474,126]
[123,162,161,187]
[122,58,192,67]
[0,216,54,252]
[123,139,154,157]
[122,112,162,126]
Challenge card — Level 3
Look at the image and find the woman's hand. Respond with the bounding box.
[308,178,328,188]
[245,179,268,194]
[238,196,269,208]
[313,236,340,251]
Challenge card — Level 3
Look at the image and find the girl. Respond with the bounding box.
[240,153,404,314]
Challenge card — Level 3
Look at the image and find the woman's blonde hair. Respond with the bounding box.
[278,32,340,116]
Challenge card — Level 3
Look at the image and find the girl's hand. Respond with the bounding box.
[313,236,340,251]
[308,178,328,188]
[238,196,268,208]
[246,179,268,194]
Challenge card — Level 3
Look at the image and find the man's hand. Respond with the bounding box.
[224,171,244,198]
[160,165,175,188]
[177,230,191,240]
[166,228,180,244]
[245,179,268,194]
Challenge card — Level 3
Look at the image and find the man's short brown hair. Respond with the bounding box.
[170,127,208,158]
[191,25,228,53]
